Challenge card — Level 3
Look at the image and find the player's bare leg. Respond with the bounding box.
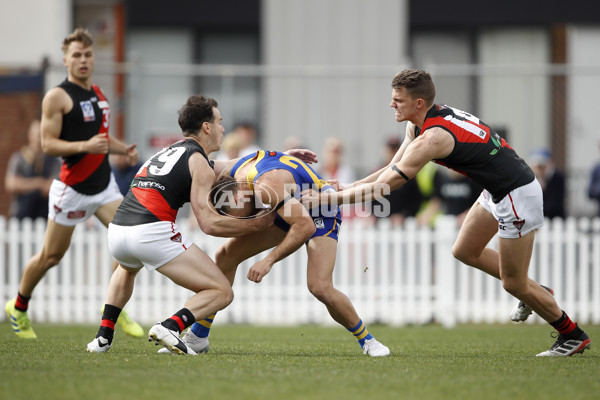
[95,199,144,338]
[215,225,286,285]
[19,220,75,296]
[453,202,544,291]
[453,202,590,356]
[306,236,389,356]
[306,236,359,327]
[6,220,75,338]
[150,246,235,355]
[165,226,287,354]
[497,234,560,322]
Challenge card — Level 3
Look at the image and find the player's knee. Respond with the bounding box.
[218,286,234,308]
[501,277,525,297]
[215,246,240,273]
[40,253,63,271]
[451,244,470,264]
[307,281,333,302]
[215,246,228,265]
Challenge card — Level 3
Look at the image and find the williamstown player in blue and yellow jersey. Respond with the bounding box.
[171,150,390,357]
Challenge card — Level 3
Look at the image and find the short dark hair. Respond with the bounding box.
[62,28,93,53]
[391,69,436,106]
[177,95,219,137]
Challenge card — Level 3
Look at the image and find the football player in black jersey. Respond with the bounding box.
[303,69,590,357]
[6,28,143,340]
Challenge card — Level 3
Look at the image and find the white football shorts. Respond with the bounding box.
[48,174,123,226]
[107,221,193,270]
[477,178,544,239]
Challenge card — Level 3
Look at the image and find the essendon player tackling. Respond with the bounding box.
[303,69,591,357]
[86,95,280,355]
[5,28,143,340]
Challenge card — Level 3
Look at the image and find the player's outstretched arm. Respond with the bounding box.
[339,122,417,190]
[301,127,452,207]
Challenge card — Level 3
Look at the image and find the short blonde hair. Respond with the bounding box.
[62,28,93,53]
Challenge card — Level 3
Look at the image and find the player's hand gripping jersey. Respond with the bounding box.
[416,104,534,203]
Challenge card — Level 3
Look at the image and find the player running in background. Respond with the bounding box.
[302,69,590,357]
[5,28,143,339]
[162,150,390,357]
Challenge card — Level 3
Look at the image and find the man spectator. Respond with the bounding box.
[529,147,566,219]
[588,141,600,217]
[5,120,61,220]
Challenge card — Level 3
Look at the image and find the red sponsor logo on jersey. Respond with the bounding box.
[170,232,182,243]
[513,219,526,231]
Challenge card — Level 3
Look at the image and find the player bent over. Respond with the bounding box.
[159,150,390,357]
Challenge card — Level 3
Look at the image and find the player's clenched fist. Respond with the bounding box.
[247,259,273,283]
[86,133,109,154]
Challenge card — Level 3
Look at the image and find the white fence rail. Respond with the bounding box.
[1,216,599,327]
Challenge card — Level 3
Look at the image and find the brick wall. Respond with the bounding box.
[0,91,43,216]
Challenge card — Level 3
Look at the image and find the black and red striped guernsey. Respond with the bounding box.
[112,139,212,226]
[57,79,112,195]
[416,104,534,203]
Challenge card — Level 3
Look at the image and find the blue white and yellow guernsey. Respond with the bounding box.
[229,150,342,241]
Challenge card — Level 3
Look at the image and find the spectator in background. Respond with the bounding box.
[217,131,244,161]
[234,122,261,157]
[318,137,357,219]
[418,169,483,228]
[369,136,442,227]
[283,136,305,152]
[5,119,61,220]
[110,154,143,196]
[369,136,404,226]
[588,141,600,217]
[319,137,356,185]
[216,123,261,161]
[529,147,566,219]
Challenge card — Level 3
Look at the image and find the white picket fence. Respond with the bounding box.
[1,215,599,327]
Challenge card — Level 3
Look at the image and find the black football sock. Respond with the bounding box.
[161,308,195,333]
[97,304,121,344]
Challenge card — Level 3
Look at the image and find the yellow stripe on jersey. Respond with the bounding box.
[278,154,326,190]
[236,151,266,190]
[323,218,337,237]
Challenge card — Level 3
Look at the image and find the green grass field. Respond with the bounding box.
[1,322,598,400]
